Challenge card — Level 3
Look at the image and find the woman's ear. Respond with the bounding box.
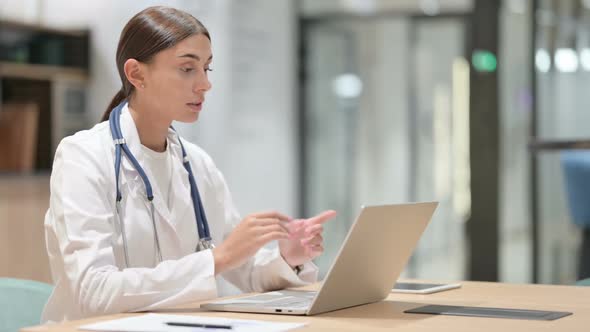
[123,58,145,89]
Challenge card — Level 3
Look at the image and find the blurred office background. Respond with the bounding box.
[1,0,589,287]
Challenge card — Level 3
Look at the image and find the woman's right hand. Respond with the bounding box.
[212,211,292,275]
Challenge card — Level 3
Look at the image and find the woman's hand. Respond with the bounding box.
[279,210,337,269]
[213,211,291,275]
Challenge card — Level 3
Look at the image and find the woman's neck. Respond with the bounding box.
[128,99,170,152]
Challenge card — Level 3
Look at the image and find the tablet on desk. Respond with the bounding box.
[392,282,461,294]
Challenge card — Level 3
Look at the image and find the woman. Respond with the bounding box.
[42,6,335,322]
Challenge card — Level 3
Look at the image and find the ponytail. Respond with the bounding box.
[101,89,126,122]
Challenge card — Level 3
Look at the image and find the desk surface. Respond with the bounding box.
[22,281,590,331]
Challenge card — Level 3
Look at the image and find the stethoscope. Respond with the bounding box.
[109,101,214,268]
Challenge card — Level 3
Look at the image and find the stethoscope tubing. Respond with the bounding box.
[108,101,212,267]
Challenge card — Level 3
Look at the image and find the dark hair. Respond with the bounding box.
[101,6,210,122]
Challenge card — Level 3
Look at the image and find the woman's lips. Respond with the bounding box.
[187,102,203,112]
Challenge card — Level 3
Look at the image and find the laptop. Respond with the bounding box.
[200,202,438,316]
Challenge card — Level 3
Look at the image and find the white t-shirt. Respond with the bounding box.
[141,141,173,209]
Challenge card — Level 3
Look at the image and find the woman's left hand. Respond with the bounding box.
[279,210,337,268]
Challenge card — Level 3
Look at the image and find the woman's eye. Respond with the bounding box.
[180,67,194,73]
[205,67,213,72]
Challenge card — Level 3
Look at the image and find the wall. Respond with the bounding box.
[1,0,299,218]
[0,177,51,283]
[1,0,298,290]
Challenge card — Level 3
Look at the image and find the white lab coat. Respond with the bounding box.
[41,104,318,322]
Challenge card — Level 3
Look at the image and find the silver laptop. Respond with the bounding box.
[201,202,438,316]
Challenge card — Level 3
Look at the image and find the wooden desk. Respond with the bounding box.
[22,281,590,331]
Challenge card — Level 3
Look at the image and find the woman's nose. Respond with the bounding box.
[195,73,212,92]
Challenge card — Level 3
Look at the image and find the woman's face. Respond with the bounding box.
[141,33,212,123]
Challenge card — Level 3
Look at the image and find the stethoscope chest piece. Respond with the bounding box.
[196,237,215,252]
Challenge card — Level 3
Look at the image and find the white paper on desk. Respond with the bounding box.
[78,313,306,332]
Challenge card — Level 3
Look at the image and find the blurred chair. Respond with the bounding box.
[0,278,53,332]
[561,151,590,280]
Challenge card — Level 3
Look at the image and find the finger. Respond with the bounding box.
[253,218,290,232]
[304,210,337,226]
[282,219,305,235]
[278,219,304,236]
[304,224,323,236]
[306,243,324,256]
[249,217,273,225]
[258,231,289,244]
[301,234,323,246]
[259,223,290,236]
[252,210,292,221]
[310,244,324,257]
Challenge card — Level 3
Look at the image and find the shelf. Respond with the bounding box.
[0,20,90,171]
[0,19,88,37]
[0,61,88,81]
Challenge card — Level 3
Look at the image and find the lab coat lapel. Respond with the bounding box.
[118,106,143,198]
[118,105,179,244]
[167,130,194,232]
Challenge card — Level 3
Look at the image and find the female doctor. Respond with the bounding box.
[42,6,336,322]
